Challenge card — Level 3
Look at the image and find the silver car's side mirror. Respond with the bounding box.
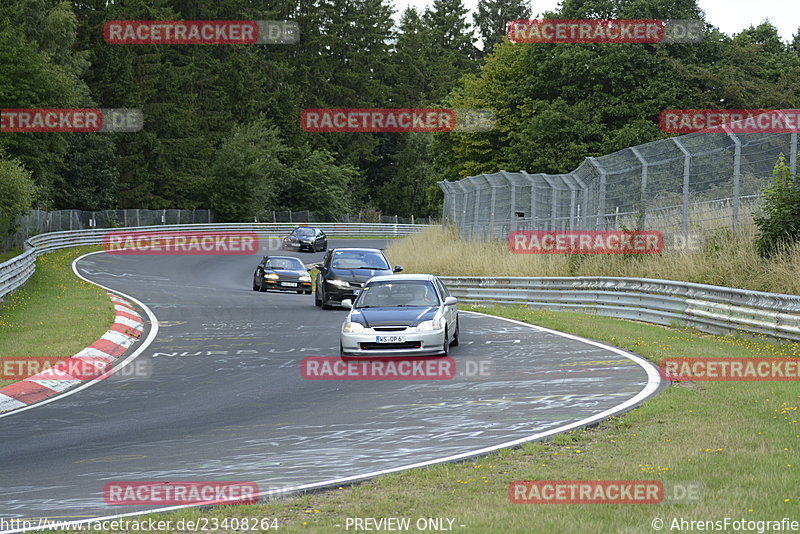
[341,299,353,309]
[444,296,458,306]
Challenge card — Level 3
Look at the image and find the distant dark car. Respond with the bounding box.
[252,256,312,294]
[314,248,403,309]
[282,227,327,252]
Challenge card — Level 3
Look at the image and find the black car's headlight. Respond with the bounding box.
[327,279,350,288]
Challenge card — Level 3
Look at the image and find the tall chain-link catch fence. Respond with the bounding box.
[439,126,796,240]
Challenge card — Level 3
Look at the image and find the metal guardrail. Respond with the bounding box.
[440,276,800,342]
[0,223,436,301]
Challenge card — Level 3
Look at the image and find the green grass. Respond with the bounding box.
[37,304,800,533]
[0,246,114,388]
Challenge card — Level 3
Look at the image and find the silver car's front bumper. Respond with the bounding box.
[340,327,446,357]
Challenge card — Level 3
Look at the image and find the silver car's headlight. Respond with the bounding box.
[416,318,442,332]
[299,275,311,282]
[327,279,349,287]
[343,321,366,333]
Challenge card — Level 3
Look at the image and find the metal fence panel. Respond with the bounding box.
[438,115,799,239]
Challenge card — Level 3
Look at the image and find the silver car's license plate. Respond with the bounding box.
[281,282,298,287]
[376,335,405,343]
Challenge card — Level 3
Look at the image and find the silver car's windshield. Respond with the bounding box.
[355,281,439,308]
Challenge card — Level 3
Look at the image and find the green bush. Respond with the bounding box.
[754,154,800,258]
[0,155,37,235]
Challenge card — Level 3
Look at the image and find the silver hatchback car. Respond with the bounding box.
[339,274,459,357]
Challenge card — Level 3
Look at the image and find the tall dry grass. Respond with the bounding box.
[385,226,800,295]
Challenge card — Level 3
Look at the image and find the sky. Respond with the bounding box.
[394,0,800,42]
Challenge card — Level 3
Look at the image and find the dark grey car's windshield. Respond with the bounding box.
[331,251,389,270]
[266,258,305,271]
[355,281,439,308]
[294,228,315,236]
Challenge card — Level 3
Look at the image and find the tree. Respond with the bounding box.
[0,0,88,206]
[0,152,37,235]
[53,133,118,210]
[473,0,531,54]
[378,133,436,217]
[279,148,358,220]
[203,120,287,222]
[754,154,800,258]
[422,0,480,102]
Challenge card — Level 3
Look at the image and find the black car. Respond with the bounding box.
[252,256,313,294]
[282,227,327,252]
[314,248,403,309]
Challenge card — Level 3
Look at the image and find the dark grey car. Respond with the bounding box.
[313,248,403,309]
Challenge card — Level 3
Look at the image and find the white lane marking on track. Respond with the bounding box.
[0,251,159,420]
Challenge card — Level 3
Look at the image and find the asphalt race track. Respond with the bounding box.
[0,238,662,527]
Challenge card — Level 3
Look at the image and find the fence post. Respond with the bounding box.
[472,187,481,241]
[587,157,606,230]
[725,130,741,231]
[487,176,497,239]
[672,138,691,240]
[539,174,560,230]
[630,146,648,229]
[569,171,588,230]
[519,171,537,230]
